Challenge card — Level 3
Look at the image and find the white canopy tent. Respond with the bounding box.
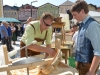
[60,13,70,31]
[89,11,100,23]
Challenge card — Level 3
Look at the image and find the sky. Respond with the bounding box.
[3,0,100,7]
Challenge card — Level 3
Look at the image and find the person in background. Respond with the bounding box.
[20,24,24,36]
[23,17,33,31]
[0,21,11,52]
[0,23,1,41]
[10,23,17,45]
[17,24,21,36]
[14,24,18,40]
[6,22,14,50]
[20,12,56,58]
[0,31,1,41]
[71,1,100,75]
[71,23,79,56]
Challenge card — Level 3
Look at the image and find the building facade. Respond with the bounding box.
[3,5,19,19]
[59,0,73,14]
[18,4,37,21]
[97,7,100,12]
[88,4,97,11]
[0,0,3,17]
[38,3,59,19]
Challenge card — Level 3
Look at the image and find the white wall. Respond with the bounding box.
[60,13,70,31]
[89,11,100,23]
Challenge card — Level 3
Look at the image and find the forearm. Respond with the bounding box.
[89,55,100,73]
[46,44,51,48]
[27,44,56,57]
[28,44,50,54]
[45,44,51,58]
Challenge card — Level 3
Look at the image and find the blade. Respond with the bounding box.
[11,57,42,66]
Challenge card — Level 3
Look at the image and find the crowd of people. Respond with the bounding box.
[0,21,25,52]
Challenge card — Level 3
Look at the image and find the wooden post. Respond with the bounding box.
[55,38,61,50]
[2,45,11,75]
[52,22,65,46]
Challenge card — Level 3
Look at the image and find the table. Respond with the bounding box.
[0,45,79,75]
[51,41,73,64]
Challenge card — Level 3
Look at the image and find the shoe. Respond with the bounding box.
[8,49,12,52]
[10,48,14,50]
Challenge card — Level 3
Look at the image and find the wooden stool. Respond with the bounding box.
[52,22,66,46]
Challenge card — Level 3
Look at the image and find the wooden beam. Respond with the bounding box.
[0,58,53,72]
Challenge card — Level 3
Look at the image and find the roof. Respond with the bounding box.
[38,3,58,8]
[3,5,19,11]
[12,6,19,10]
[0,18,20,23]
[60,0,73,6]
[88,4,97,9]
[19,4,37,9]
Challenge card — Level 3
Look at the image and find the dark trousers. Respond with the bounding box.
[17,31,20,36]
[1,37,11,52]
[8,36,13,48]
[20,41,40,58]
[0,34,1,41]
[76,62,98,75]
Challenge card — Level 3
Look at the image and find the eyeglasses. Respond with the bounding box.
[43,20,51,26]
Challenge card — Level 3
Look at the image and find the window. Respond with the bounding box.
[44,10,46,13]
[40,10,42,14]
[8,12,10,17]
[25,11,27,15]
[28,11,30,15]
[55,10,58,14]
[21,12,23,15]
[60,9,62,12]
[33,11,34,14]
[4,13,6,17]
[10,12,12,17]
[52,10,54,14]
[44,6,46,8]
[60,9,63,13]
[15,12,16,15]
[47,10,49,12]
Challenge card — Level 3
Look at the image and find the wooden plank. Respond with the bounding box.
[55,38,61,50]
[2,45,11,75]
[0,58,53,72]
[2,45,9,65]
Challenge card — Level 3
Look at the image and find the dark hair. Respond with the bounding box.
[41,12,54,21]
[71,1,89,14]
[66,10,73,20]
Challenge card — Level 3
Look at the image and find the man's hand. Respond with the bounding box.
[47,48,56,57]
[86,56,100,75]
[44,53,49,59]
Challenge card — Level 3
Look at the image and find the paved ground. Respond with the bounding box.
[0,36,100,75]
